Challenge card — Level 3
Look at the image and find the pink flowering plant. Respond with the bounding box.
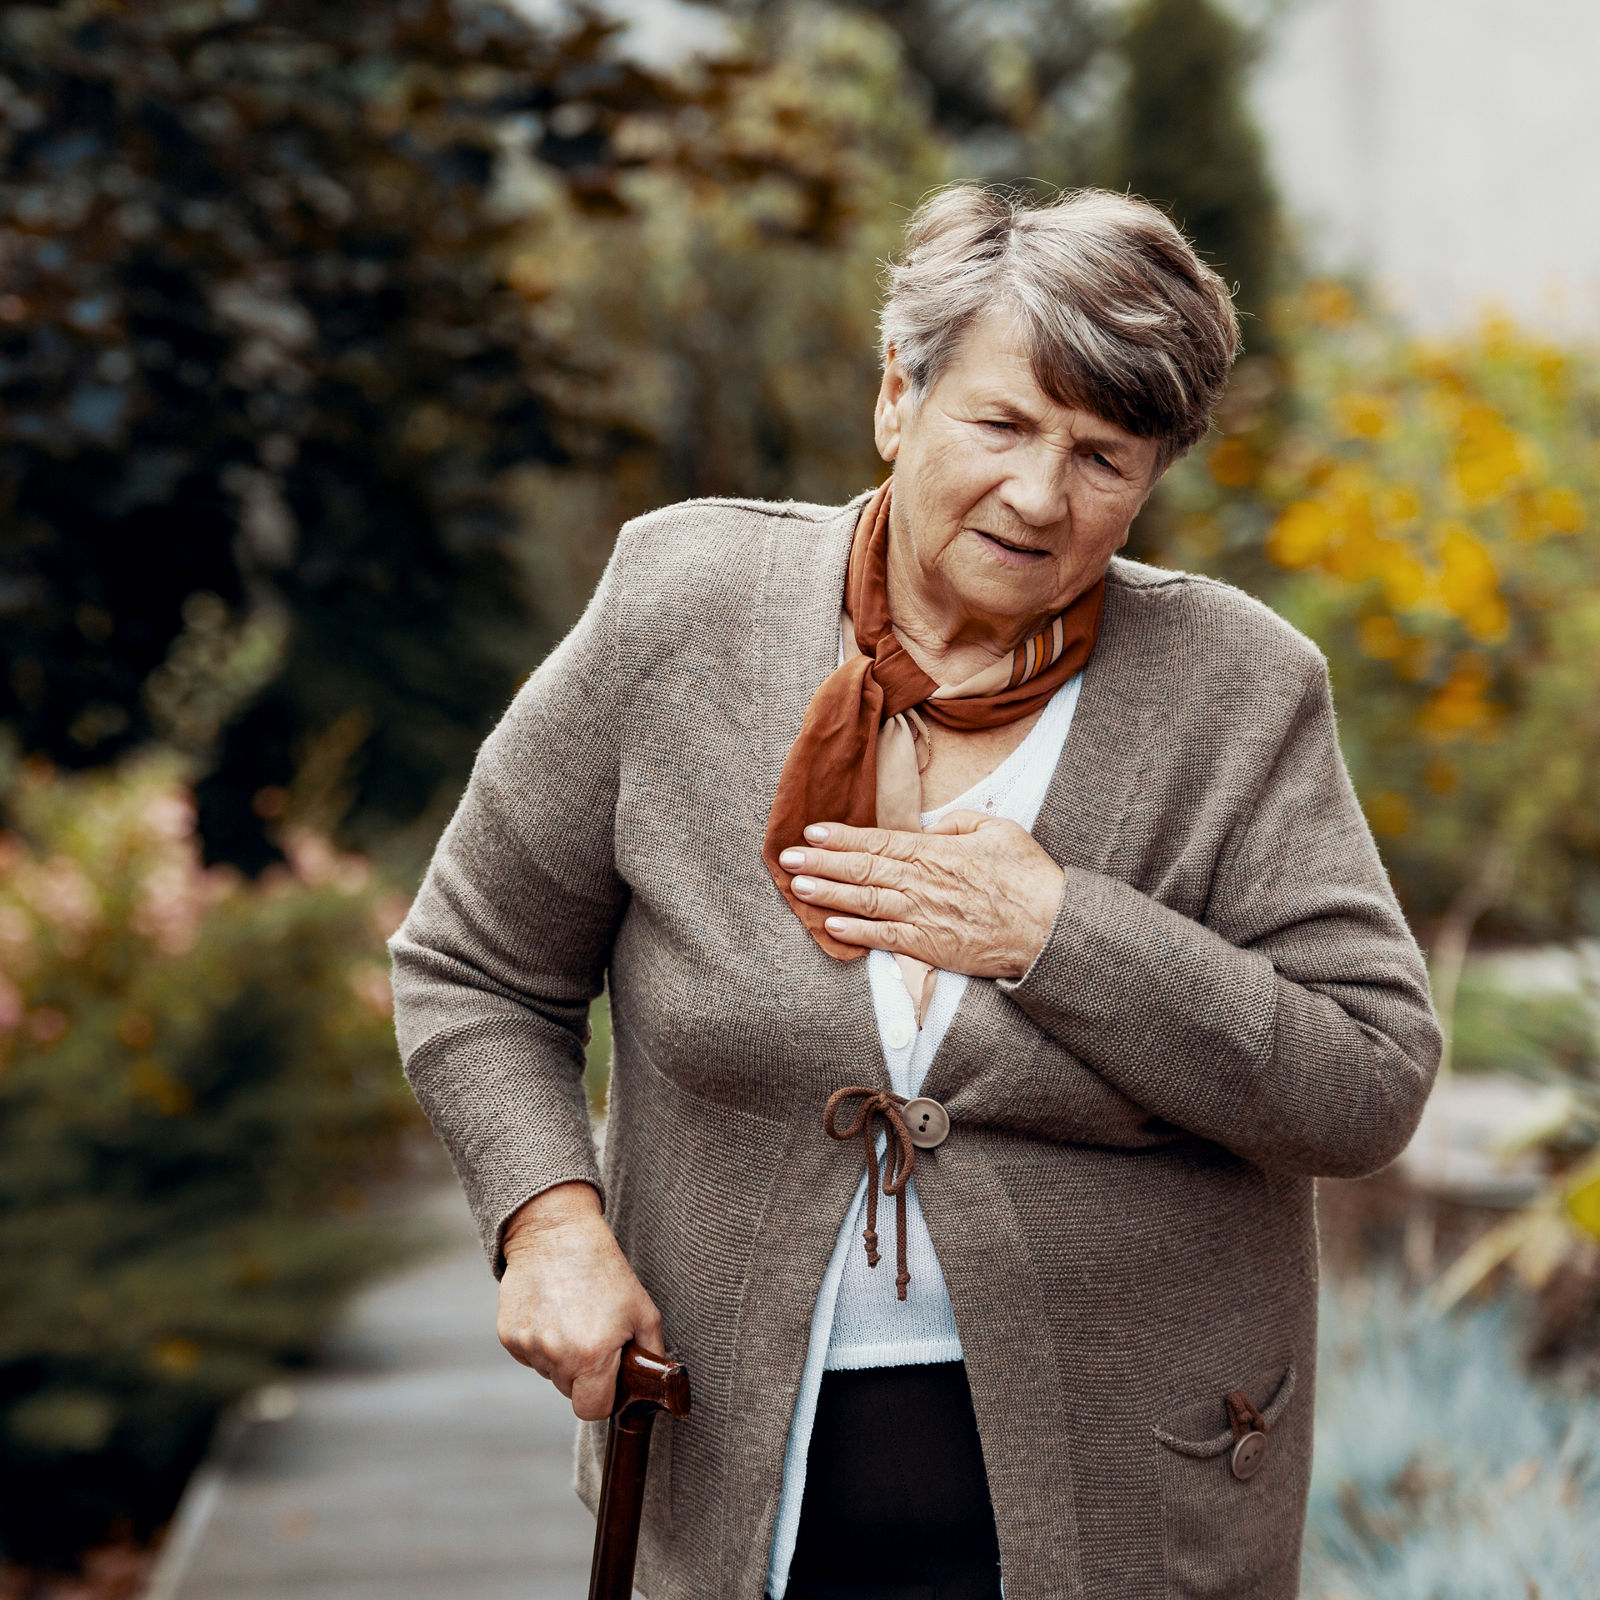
[0,756,415,1567]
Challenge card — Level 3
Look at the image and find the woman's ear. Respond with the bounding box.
[874,350,910,463]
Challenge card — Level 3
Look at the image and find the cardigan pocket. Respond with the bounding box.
[1151,1362,1304,1600]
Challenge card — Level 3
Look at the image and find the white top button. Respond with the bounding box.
[885,1022,912,1051]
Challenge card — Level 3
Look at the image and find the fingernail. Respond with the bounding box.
[792,876,817,896]
[779,848,805,869]
[805,824,830,842]
[825,916,848,932]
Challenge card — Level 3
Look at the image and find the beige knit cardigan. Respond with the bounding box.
[389,492,1441,1600]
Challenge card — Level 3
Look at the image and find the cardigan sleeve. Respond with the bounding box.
[388,539,633,1273]
[998,661,1442,1178]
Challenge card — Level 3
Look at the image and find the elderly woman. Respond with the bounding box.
[390,186,1440,1600]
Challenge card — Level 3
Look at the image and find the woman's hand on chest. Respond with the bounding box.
[778,812,1065,979]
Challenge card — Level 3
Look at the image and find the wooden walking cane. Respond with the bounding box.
[587,1342,691,1600]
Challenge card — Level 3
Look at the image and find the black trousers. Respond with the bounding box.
[783,1362,1004,1600]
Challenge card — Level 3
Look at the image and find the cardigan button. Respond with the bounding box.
[1231,1431,1268,1481]
[902,1097,949,1149]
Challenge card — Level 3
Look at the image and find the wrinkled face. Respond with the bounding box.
[875,310,1165,634]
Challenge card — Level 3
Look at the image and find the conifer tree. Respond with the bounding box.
[1106,0,1279,333]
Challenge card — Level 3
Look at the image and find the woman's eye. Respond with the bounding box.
[1089,452,1116,472]
[983,419,1016,433]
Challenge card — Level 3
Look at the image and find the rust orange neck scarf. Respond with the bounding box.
[763,479,1105,1018]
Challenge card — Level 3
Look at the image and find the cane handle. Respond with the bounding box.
[614,1342,691,1430]
[588,1343,692,1600]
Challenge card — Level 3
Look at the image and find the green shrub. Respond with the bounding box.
[585,992,612,1120]
[1453,971,1599,1086]
[0,757,415,1567]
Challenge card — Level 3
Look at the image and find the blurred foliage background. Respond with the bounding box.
[0,757,412,1567]
[1,0,1598,1589]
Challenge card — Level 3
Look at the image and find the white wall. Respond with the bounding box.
[1252,0,1600,335]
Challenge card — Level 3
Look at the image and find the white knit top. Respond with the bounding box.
[765,670,1084,1599]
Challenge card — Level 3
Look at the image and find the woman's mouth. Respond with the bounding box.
[973,529,1049,568]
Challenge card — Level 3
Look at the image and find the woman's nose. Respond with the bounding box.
[998,454,1071,526]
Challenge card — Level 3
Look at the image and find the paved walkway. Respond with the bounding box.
[152,1186,598,1600]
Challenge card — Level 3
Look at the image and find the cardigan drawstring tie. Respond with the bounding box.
[823,1086,917,1300]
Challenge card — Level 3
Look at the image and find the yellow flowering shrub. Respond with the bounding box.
[1162,290,1600,941]
[0,757,415,1567]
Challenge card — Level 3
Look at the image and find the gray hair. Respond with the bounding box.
[879,186,1241,466]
